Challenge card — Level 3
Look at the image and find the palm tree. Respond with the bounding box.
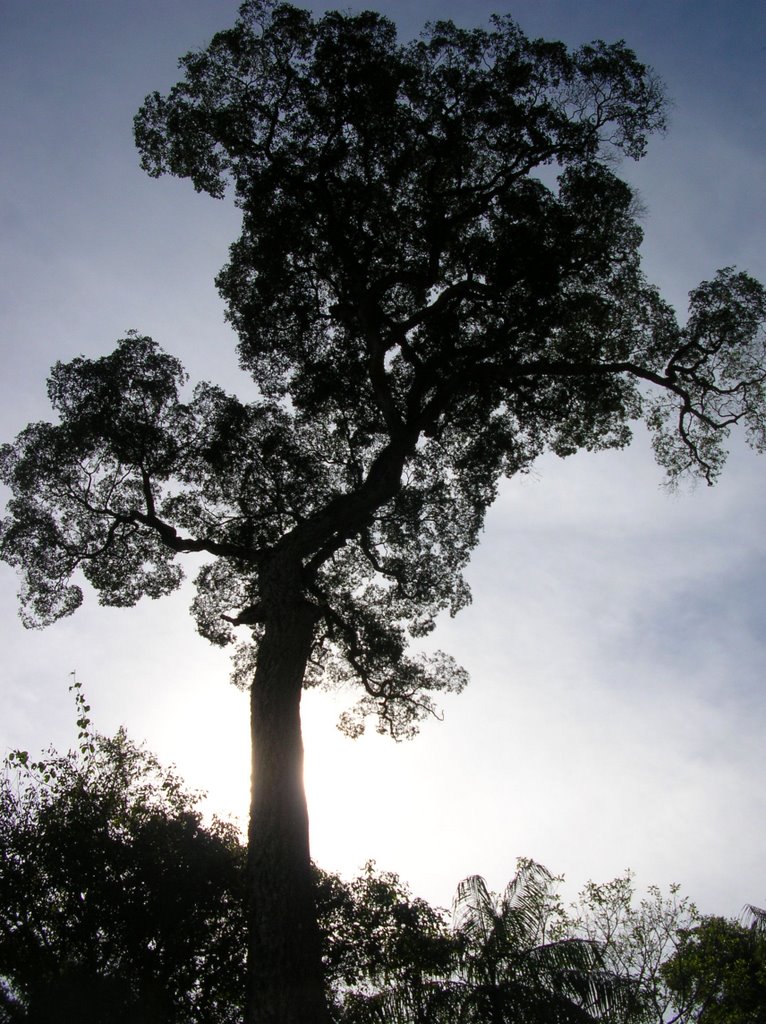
[334,859,631,1023]
[743,904,766,934]
[449,859,628,1023]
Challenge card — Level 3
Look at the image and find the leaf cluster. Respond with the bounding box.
[662,914,766,1023]
[0,698,246,1024]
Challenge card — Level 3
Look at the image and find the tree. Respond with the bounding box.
[662,915,766,1023]
[743,905,766,937]
[445,860,628,1023]
[317,862,456,1022]
[323,859,635,1023]
[0,684,246,1024]
[2,2,766,1020]
[566,873,700,1023]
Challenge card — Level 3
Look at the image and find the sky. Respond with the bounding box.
[1,0,765,918]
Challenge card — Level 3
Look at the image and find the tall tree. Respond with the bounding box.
[2,2,766,1020]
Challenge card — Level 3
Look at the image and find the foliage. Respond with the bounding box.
[0,688,642,1024]
[662,915,766,1023]
[327,863,763,1024]
[3,2,766,1019]
[3,2,765,738]
[317,863,456,1022]
[327,859,633,1023]
[443,860,629,1024]
[0,689,452,1024]
[743,904,766,936]
[0,683,246,1024]
[565,873,700,1023]
[4,698,764,1024]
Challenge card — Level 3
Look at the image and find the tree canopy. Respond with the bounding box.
[0,684,245,1024]
[662,914,766,1024]
[2,2,765,1020]
[4,1,765,737]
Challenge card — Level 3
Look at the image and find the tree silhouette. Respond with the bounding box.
[320,860,634,1023]
[0,685,246,1024]
[317,863,456,1022]
[0,690,455,1024]
[2,2,766,1020]
[446,861,626,1023]
[567,874,700,1023]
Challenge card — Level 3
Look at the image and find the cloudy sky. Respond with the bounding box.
[1,0,765,917]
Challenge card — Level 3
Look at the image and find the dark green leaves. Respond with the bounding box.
[663,915,766,1023]
[0,701,246,1023]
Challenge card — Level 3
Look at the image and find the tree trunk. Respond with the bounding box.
[246,592,329,1024]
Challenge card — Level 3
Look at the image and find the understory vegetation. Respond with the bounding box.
[2,692,763,1024]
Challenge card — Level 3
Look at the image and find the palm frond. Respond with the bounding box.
[453,874,499,945]
[742,903,766,934]
[501,859,561,947]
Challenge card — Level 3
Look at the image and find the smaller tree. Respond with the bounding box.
[449,859,629,1023]
[567,873,699,1023]
[662,915,766,1024]
[317,863,456,1022]
[0,683,246,1024]
[0,685,458,1024]
[743,904,766,936]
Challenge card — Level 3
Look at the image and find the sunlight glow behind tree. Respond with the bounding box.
[2,3,766,1020]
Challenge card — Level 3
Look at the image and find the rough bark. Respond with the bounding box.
[246,583,329,1024]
